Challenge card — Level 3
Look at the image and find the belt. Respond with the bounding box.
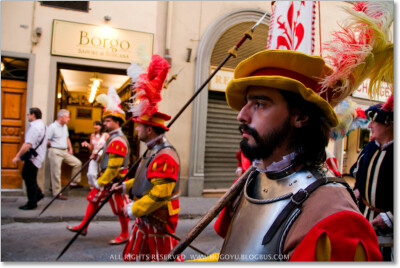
[362,198,385,213]
[50,147,68,150]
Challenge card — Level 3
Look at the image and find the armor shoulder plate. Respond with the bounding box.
[147,153,179,181]
[106,139,127,157]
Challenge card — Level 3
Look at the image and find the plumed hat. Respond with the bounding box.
[329,99,370,140]
[365,94,393,125]
[128,54,171,130]
[226,1,393,128]
[132,111,171,131]
[226,49,339,127]
[96,86,126,124]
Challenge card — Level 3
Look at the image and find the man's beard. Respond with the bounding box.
[239,116,292,162]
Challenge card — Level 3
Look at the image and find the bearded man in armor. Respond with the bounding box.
[112,111,181,262]
[208,50,382,261]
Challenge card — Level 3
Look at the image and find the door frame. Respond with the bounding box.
[1,50,35,192]
[1,50,36,137]
[188,9,270,196]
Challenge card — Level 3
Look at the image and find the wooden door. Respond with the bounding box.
[1,80,27,189]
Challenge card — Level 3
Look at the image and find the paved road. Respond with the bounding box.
[1,218,223,262]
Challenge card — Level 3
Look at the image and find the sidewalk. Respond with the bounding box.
[1,188,220,224]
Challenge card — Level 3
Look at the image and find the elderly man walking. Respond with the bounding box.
[47,109,82,200]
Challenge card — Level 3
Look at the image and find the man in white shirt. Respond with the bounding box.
[47,109,82,200]
[12,107,48,210]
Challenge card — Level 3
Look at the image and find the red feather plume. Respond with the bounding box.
[129,54,169,117]
[382,94,393,112]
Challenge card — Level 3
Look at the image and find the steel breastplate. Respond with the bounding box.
[130,137,180,199]
[219,167,327,262]
[99,129,130,171]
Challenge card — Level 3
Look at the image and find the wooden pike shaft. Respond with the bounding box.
[166,167,256,261]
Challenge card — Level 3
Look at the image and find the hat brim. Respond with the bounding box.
[103,112,126,124]
[132,118,169,131]
[225,49,338,127]
[226,76,338,127]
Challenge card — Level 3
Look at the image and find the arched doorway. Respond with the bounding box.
[188,9,270,196]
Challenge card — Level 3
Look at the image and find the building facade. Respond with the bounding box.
[1,1,389,196]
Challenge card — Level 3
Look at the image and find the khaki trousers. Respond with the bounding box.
[48,148,82,196]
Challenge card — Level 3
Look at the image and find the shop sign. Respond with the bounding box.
[352,79,391,103]
[209,66,234,92]
[51,20,153,64]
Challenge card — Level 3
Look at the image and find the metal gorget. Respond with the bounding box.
[219,165,330,262]
[130,136,180,199]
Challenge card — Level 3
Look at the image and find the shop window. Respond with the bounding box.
[40,1,89,12]
[358,128,371,152]
[1,57,28,81]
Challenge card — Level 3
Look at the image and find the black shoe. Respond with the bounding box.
[37,193,44,202]
[19,203,37,210]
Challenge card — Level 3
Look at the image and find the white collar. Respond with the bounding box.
[375,140,393,150]
[254,152,297,172]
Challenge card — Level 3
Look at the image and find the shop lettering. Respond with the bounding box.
[78,48,129,59]
[357,81,391,98]
[79,31,130,52]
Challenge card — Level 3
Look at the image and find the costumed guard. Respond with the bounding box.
[326,99,370,178]
[202,1,392,262]
[112,54,183,261]
[66,86,131,245]
[351,95,394,261]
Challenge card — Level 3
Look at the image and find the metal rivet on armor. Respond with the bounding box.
[307,174,312,178]
[293,180,297,183]
[333,181,337,184]
[263,189,268,193]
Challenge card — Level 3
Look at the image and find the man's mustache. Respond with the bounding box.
[239,124,259,139]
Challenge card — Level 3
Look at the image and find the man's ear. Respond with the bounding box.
[145,125,153,135]
[292,113,309,128]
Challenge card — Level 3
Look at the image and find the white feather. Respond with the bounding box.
[127,62,144,84]
[96,94,109,107]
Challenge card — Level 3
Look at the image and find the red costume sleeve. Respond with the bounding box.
[147,154,179,181]
[214,207,232,238]
[240,153,252,171]
[290,210,382,261]
[236,150,242,167]
[106,140,127,157]
[214,177,240,238]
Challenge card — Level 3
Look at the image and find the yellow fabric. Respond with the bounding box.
[140,114,165,125]
[225,50,339,127]
[353,242,368,261]
[124,178,134,192]
[167,200,180,215]
[188,253,220,262]
[96,154,124,187]
[314,233,368,261]
[314,232,331,261]
[131,178,175,218]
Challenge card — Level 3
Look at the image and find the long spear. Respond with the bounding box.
[57,10,267,261]
[41,65,184,215]
[38,160,90,216]
[166,12,269,261]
